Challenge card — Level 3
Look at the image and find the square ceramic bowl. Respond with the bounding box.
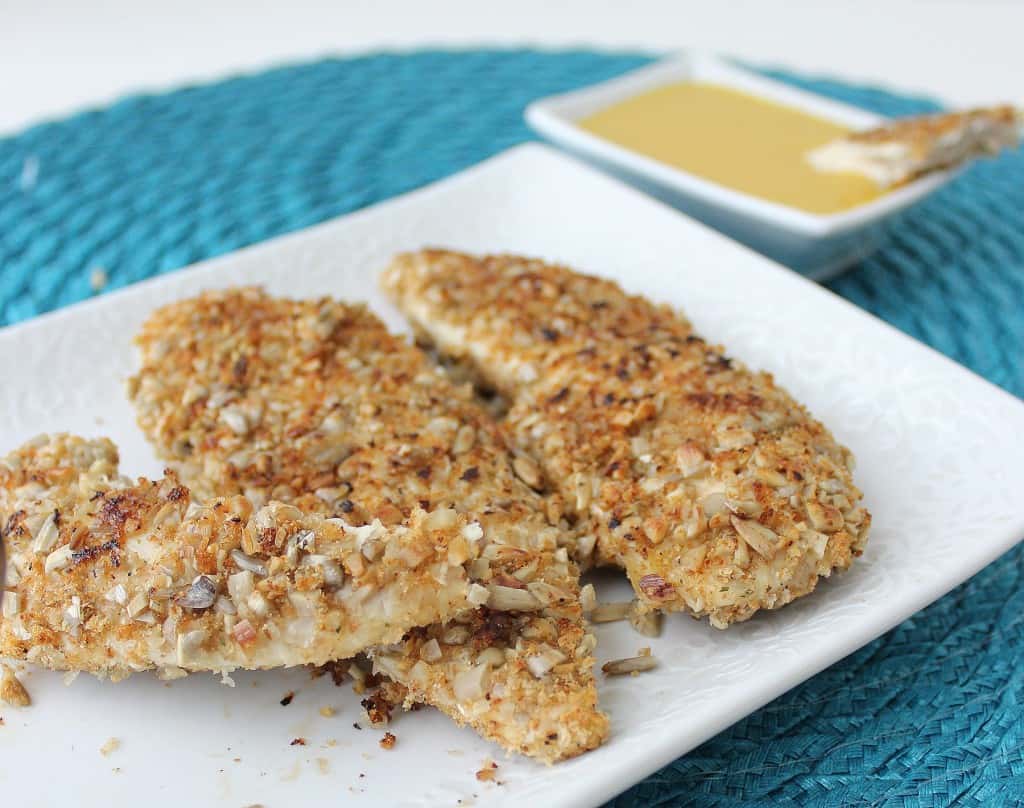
[526,53,958,280]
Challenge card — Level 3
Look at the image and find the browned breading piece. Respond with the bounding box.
[808,104,1023,186]
[382,250,871,628]
[128,289,607,762]
[0,434,485,681]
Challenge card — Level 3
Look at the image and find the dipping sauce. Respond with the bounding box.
[578,82,885,214]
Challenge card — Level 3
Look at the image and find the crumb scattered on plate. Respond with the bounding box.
[601,656,658,676]
[280,690,295,706]
[319,706,336,718]
[361,691,393,726]
[476,760,499,782]
[290,737,306,746]
[0,665,31,708]
[316,757,330,774]
[379,732,397,750]
[99,737,120,757]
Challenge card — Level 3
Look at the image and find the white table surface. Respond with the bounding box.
[4,0,1022,137]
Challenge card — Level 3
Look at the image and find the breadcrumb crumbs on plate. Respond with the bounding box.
[638,647,652,657]
[280,691,295,706]
[316,758,330,774]
[319,706,337,718]
[290,737,307,746]
[99,737,120,757]
[379,731,397,750]
[476,760,499,782]
[0,665,31,708]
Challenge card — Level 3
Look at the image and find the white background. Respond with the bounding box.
[3,0,1022,136]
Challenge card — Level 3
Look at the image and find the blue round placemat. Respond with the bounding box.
[1,50,1023,806]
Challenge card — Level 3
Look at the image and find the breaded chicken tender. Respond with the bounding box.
[127,289,607,761]
[382,250,870,628]
[0,434,485,680]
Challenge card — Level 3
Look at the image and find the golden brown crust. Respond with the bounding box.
[127,289,607,761]
[382,250,871,627]
[0,433,486,680]
[848,105,1020,148]
[809,105,1023,186]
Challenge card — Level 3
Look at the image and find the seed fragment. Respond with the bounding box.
[602,656,658,676]
[453,662,490,701]
[487,584,542,611]
[730,516,778,558]
[220,408,250,436]
[466,583,490,607]
[420,638,443,662]
[231,549,268,577]
[1,591,19,618]
[526,645,567,678]
[44,544,74,574]
[579,583,597,614]
[628,600,663,637]
[638,574,676,601]
[452,425,476,454]
[700,492,727,518]
[32,512,60,554]
[176,575,218,610]
[724,498,763,518]
[807,500,843,531]
[512,454,542,489]
[589,601,631,623]
[675,443,705,477]
[477,646,506,668]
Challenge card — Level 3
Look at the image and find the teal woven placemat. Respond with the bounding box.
[1,50,1022,806]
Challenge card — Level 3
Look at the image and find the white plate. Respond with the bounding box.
[2,144,1023,808]
[526,53,959,279]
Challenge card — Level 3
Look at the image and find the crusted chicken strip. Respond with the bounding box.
[808,104,1023,187]
[382,250,871,628]
[128,288,607,762]
[0,434,486,681]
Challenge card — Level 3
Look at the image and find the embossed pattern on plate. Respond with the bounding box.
[1,144,1023,808]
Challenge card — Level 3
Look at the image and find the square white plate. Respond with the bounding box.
[2,144,1023,808]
